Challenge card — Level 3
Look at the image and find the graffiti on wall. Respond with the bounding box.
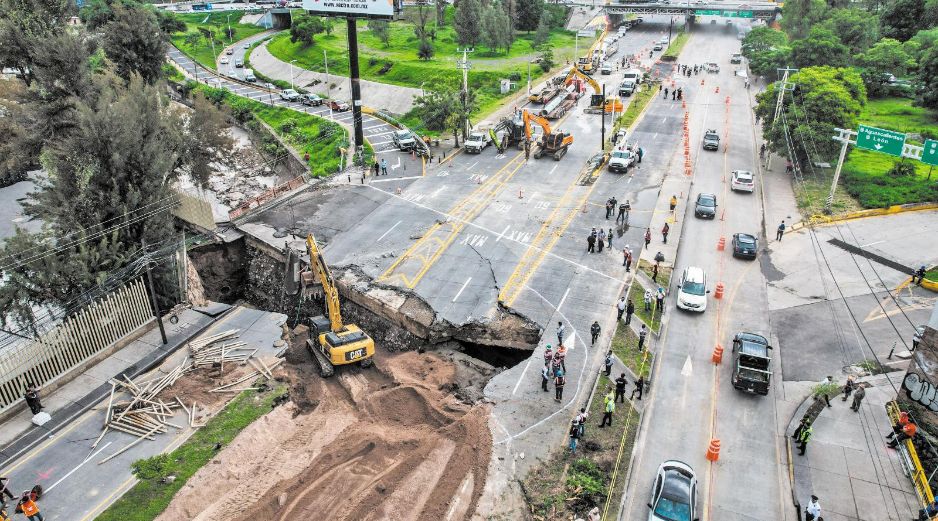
[904,372,938,412]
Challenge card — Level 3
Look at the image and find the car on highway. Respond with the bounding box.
[694,193,717,219]
[301,93,324,106]
[279,89,301,102]
[653,42,664,51]
[262,82,276,90]
[608,149,636,173]
[330,99,350,111]
[619,80,637,97]
[706,62,720,73]
[676,266,709,312]
[220,57,230,65]
[648,460,699,521]
[730,170,755,192]
[243,43,250,49]
[235,59,244,68]
[243,69,257,82]
[226,48,234,55]
[600,64,612,75]
[622,68,643,84]
[731,332,773,395]
[702,129,720,151]
[731,233,758,259]
[393,129,417,151]
[731,53,742,64]
[464,131,490,153]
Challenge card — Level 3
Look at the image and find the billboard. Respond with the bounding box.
[302,0,399,19]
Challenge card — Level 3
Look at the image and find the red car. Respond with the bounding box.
[330,100,350,112]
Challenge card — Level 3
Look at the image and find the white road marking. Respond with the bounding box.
[452,277,472,302]
[681,355,693,376]
[47,441,113,492]
[511,357,533,396]
[369,140,394,146]
[495,225,511,242]
[391,156,402,170]
[374,149,402,154]
[377,220,402,242]
[549,165,559,176]
[859,240,885,248]
[557,287,571,312]
[653,133,658,140]
[466,161,480,170]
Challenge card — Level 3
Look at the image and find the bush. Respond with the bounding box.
[888,159,916,177]
[378,61,393,74]
[279,119,298,133]
[368,56,379,67]
[508,72,522,82]
[565,458,606,510]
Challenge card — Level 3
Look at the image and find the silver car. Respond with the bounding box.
[648,460,699,521]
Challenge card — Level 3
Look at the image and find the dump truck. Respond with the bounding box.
[731,332,772,395]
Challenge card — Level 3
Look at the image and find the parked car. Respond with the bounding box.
[279,89,300,102]
[730,170,755,192]
[619,80,637,97]
[235,59,244,68]
[648,460,699,521]
[393,129,417,150]
[220,57,230,65]
[600,64,612,75]
[465,131,490,153]
[702,129,720,151]
[694,193,717,219]
[608,149,637,173]
[731,53,742,64]
[301,93,324,106]
[731,332,773,395]
[676,266,709,312]
[330,100,350,111]
[732,233,758,259]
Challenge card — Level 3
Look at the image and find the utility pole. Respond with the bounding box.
[324,49,330,100]
[826,128,852,214]
[347,18,364,150]
[600,83,606,149]
[226,14,232,44]
[456,48,474,140]
[766,67,798,171]
[141,238,168,345]
[289,59,297,91]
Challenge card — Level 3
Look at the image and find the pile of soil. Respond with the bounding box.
[156,344,493,521]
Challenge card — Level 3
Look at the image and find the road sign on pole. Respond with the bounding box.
[856,124,906,157]
[923,139,938,167]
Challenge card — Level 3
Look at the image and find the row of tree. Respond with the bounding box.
[0,0,232,329]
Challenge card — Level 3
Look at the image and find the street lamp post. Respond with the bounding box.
[456,47,474,140]
[226,14,232,44]
[323,50,330,100]
[290,59,296,91]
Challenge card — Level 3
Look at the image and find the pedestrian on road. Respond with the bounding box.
[655,287,665,315]
[591,321,601,346]
[651,262,659,283]
[17,490,42,521]
[792,416,809,441]
[624,248,633,272]
[616,297,627,320]
[605,199,614,219]
[617,200,630,223]
[599,388,615,427]
[850,385,866,412]
[625,299,635,325]
[622,247,629,267]
[556,344,568,373]
[759,143,766,159]
[805,495,821,521]
[0,478,13,503]
[659,84,663,93]
[638,324,648,351]
[637,147,643,163]
[575,407,588,437]
[887,410,910,440]
[887,420,917,448]
[631,375,645,400]
[669,195,678,212]
[662,222,670,243]
[544,344,553,366]
[776,220,786,241]
[643,290,653,312]
[916,499,938,521]
[540,362,552,391]
[644,229,651,248]
[841,375,856,401]
[552,356,563,377]
[655,251,665,265]
[568,418,581,454]
[597,229,606,253]
[677,88,683,100]
[24,383,42,415]
[604,350,614,376]
[615,373,628,403]
[380,158,388,175]
[587,233,596,253]
[607,227,614,249]
[915,265,927,285]
[671,90,676,100]
[556,321,566,346]
[664,87,669,98]
[373,160,380,177]
[554,371,566,402]
[797,421,813,455]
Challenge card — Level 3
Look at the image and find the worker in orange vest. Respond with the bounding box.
[0,505,10,521]
[16,490,42,521]
[886,411,910,440]
[888,421,917,449]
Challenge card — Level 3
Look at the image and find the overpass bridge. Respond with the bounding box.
[600,1,780,20]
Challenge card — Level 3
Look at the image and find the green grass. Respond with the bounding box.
[170,11,268,70]
[925,267,938,282]
[662,31,689,61]
[610,321,651,380]
[628,282,661,333]
[840,97,938,208]
[637,258,671,289]
[97,385,285,521]
[795,173,863,216]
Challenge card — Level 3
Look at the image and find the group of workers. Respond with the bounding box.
[0,479,43,521]
[540,337,568,402]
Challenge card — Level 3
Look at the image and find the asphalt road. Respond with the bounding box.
[622,23,787,521]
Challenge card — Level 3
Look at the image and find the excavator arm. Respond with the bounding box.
[306,234,343,333]
[522,110,552,141]
[564,65,601,94]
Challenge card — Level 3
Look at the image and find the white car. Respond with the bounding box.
[676,266,709,312]
[648,460,699,521]
[279,89,301,102]
[730,170,755,192]
[220,57,229,65]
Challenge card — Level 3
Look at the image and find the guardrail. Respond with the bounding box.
[887,401,935,506]
[228,174,307,221]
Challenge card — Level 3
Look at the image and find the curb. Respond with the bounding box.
[790,201,938,232]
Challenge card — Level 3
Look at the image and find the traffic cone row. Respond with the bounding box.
[683,111,692,176]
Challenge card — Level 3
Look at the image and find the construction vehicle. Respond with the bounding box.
[304,234,375,377]
[563,65,624,114]
[491,112,527,150]
[522,109,573,160]
[528,84,564,104]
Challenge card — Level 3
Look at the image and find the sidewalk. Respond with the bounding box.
[787,374,920,521]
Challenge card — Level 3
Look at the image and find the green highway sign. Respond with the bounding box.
[694,9,720,15]
[856,124,906,157]
[723,10,754,17]
[693,9,754,16]
[923,139,938,167]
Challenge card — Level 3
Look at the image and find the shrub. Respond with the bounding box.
[279,119,298,133]
[508,72,522,82]
[379,61,393,74]
[368,56,379,67]
[888,159,916,177]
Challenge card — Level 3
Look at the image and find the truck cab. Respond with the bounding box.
[731,332,772,395]
[465,131,490,153]
[619,80,637,97]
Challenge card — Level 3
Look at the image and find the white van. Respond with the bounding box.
[243,69,257,82]
[622,68,643,84]
[676,266,709,312]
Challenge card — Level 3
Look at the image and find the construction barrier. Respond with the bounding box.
[717,237,726,251]
[706,439,721,462]
[712,344,724,364]
[714,282,725,299]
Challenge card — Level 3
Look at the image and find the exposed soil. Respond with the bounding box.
[156,338,494,521]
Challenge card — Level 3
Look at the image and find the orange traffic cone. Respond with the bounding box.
[717,237,726,251]
[706,439,721,461]
[714,282,725,299]
[712,344,724,364]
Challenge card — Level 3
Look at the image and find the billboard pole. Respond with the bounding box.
[347,17,365,154]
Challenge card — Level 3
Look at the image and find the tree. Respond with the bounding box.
[741,27,791,78]
[0,81,34,187]
[916,45,938,108]
[418,38,434,60]
[481,3,513,52]
[515,0,543,32]
[454,0,482,48]
[321,17,334,36]
[821,8,879,55]
[856,38,914,96]
[407,3,432,41]
[153,8,185,34]
[290,15,325,46]
[533,10,551,50]
[790,27,851,68]
[881,0,927,41]
[0,0,74,86]
[102,5,167,85]
[436,0,446,26]
[368,19,390,47]
[781,0,828,39]
[539,45,554,72]
[755,66,866,166]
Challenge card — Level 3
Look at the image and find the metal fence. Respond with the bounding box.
[887,401,935,506]
[0,278,154,413]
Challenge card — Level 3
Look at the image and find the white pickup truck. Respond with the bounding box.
[465,131,491,154]
[608,148,637,173]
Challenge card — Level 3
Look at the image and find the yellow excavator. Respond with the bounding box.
[564,65,623,114]
[523,109,574,160]
[304,234,375,377]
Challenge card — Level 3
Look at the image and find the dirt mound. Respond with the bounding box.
[157,349,492,521]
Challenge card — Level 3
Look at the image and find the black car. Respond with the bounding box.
[694,193,717,219]
[732,233,758,259]
[703,130,720,151]
[301,93,324,106]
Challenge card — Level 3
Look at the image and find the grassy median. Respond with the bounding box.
[627,282,662,333]
[97,385,286,521]
[610,321,652,380]
[613,82,657,135]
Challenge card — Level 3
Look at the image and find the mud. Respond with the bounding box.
[156,344,493,521]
